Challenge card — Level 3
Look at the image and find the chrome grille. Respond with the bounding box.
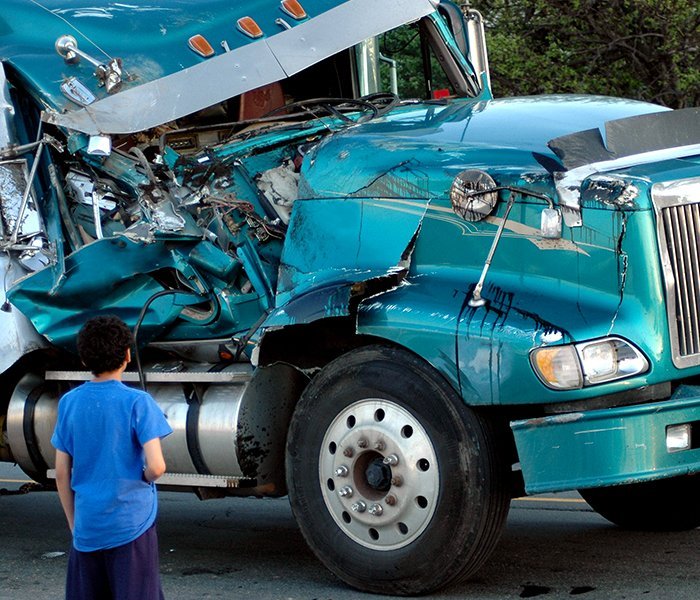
[656,200,700,367]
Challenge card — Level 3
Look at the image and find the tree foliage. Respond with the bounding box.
[476,0,700,108]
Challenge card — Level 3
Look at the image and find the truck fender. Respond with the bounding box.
[356,275,491,406]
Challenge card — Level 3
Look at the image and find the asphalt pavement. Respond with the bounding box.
[1,463,698,599]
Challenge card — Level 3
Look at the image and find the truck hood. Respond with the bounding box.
[300,95,669,200]
[0,0,436,134]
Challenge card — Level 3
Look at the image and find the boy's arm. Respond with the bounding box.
[143,437,166,482]
[55,450,74,532]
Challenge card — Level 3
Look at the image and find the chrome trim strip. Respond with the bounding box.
[46,470,248,488]
[0,63,14,149]
[45,368,252,383]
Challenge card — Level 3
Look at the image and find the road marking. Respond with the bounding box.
[515,496,586,504]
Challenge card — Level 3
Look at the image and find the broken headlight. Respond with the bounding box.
[530,337,649,390]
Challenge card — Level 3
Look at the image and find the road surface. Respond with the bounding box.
[1,463,698,599]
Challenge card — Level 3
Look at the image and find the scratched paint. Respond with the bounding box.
[512,388,700,493]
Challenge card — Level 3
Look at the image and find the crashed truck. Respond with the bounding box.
[1,0,700,594]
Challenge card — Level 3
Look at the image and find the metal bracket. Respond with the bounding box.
[55,35,123,94]
[469,192,517,308]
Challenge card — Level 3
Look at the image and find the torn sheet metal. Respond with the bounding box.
[582,175,639,208]
[0,160,43,241]
[512,386,700,494]
[0,256,50,372]
[42,0,437,135]
[549,107,700,225]
[555,141,700,219]
[6,236,202,349]
[260,194,429,337]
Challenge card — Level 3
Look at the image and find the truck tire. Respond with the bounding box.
[580,475,700,531]
[286,345,510,595]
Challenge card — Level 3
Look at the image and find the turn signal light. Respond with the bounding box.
[188,34,215,58]
[237,16,263,38]
[280,0,307,19]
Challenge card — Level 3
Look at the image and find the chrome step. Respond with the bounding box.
[46,470,251,489]
[45,365,252,384]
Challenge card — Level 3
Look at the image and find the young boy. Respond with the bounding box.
[51,315,173,600]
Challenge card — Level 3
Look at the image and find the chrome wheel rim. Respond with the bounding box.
[319,398,439,550]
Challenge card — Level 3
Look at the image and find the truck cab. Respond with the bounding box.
[1,0,700,594]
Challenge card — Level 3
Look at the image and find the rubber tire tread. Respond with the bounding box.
[286,345,511,595]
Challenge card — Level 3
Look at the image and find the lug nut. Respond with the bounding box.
[343,447,354,458]
[374,440,385,451]
[368,503,384,516]
[335,465,349,477]
[385,494,397,506]
[383,453,399,466]
[390,476,403,487]
[338,486,354,498]
[351,501,367,513]
[357,438,368,449]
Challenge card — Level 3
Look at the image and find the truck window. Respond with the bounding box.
[379,21,454,100]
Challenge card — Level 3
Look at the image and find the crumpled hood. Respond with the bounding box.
[0,0,437,134]
[300,94,668,201]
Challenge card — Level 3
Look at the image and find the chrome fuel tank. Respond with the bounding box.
[5,363,305,493]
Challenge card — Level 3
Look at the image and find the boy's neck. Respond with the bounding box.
[92,360,128,382]
[92,370,122,382]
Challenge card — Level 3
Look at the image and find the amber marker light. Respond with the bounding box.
[188,34,215,58]
[280,0,307,19]
[237,16,264,38]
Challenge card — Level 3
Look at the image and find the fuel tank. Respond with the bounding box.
[5,362,305,493]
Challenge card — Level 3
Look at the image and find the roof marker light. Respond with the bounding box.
[237,17,264,39]
[280,0,307,20]
[188,35,215,58]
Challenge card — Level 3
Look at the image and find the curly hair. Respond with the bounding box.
[77,315,133,375]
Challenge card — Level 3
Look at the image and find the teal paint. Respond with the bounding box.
[512,386,700,493]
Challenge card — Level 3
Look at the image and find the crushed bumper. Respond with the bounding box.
[511,384,700,494]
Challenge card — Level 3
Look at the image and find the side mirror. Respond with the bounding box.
[541,208,562,239]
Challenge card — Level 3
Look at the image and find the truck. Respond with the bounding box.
[1,0,700,595]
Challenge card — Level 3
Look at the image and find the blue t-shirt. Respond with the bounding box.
[51,379,172,552]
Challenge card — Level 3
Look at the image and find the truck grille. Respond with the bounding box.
[656,200,700,367]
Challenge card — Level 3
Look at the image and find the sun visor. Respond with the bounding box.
[42,0,437,135]
[548,107,700,171]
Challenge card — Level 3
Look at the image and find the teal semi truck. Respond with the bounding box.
[1,0,700,594]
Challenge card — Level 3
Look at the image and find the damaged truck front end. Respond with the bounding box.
[2,0,700,595]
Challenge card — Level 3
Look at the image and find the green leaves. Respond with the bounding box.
[478,0,699,107]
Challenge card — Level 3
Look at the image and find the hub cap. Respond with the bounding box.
[319,398,439,550]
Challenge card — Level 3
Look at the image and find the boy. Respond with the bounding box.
[51,315,173,600]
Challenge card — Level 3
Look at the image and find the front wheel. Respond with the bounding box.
[580,475,700,531]
[286,345,510,595]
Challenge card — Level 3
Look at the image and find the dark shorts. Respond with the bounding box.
[66,523,165,600]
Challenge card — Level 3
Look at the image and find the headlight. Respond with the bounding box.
[530,337,649,390]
